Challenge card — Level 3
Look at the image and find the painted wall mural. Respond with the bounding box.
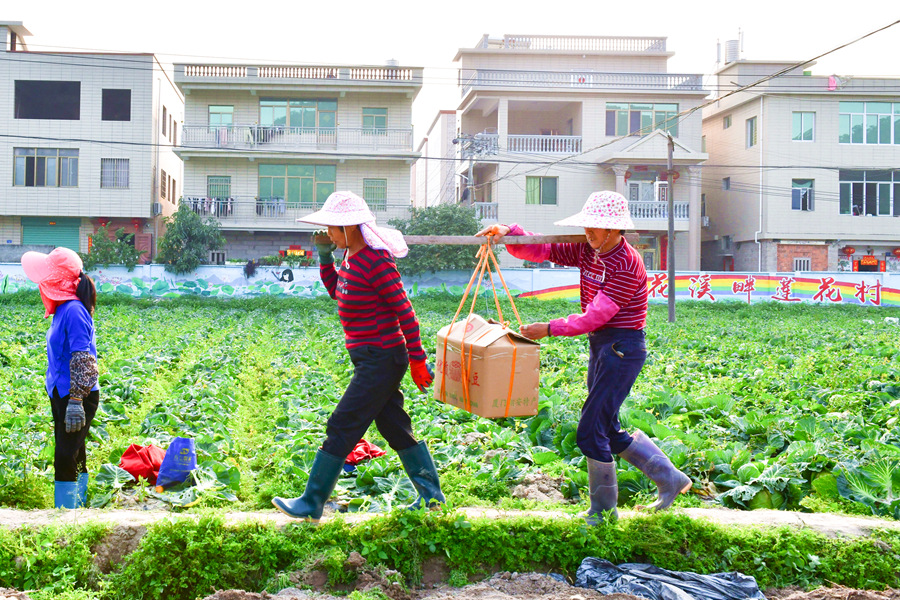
[1,264,898,307]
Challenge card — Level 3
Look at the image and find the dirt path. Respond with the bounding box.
[1,506,897,538]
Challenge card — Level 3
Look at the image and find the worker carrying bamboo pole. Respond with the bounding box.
[477,191,691,525]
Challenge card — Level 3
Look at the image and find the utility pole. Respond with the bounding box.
[667,134,676,323]
[452,132,497,205]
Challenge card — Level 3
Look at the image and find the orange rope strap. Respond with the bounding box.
[439,243,527,416]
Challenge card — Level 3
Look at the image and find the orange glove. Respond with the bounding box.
[410,359,434,392]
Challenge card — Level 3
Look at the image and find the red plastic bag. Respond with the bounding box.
[345,439,386,465]
[119,444,166,484]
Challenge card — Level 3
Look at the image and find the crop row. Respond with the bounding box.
[0,293,898,518]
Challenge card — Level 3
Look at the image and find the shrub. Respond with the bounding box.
[388,204,490,276]
[156,204,225,274]
[81,225,146,272]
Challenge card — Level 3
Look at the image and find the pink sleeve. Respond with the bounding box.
[548,289,619,337]
[503,224,551,263]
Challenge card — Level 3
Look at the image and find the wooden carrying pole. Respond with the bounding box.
[403,234,586,245]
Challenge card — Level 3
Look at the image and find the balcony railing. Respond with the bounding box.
[178,64,420,83]
[492,35,667,53]
[507,135,582,154]
[180,125,414,152]
[182,196,412,225]
[460,69,704,96]
[629,201,689,220]
[473,202,498,221]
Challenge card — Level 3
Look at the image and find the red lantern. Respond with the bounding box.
[893,248,900,258]
[841,246,856,257]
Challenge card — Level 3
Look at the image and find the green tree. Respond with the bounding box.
[388,203,490,276]
[156,204,225,274]
[80,224,146,272]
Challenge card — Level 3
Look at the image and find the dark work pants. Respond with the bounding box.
[50,388,100,482]
[321,345,418,459]
[578,328,647,462]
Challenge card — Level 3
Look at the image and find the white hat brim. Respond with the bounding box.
[296,207,376,226]
[554,213,635,230]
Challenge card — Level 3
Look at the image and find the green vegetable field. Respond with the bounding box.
[1,291,899,519]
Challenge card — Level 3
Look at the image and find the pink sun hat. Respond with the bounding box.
[22,247,83,317]
[297,191,409,258]
[554,190,635,230]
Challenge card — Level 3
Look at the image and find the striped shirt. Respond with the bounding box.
[506,225,648,333]
[321,245,426,361]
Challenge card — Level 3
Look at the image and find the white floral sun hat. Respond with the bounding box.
[297,190,376,227]
[297,191,408,258]
[554,190,635,230]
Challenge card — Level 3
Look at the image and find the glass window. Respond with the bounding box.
[839,170,897,216]
[209,106,233,129]
[260,99,336,129]
[791,179,814,211]
[363,108,388,132]
[722,177,730,191]
[101,158,129,188]
[839,102,899,144]
[363,178,387,211]
[723,115,732,129]
[605,103,678,137]
[13,148,78,187]
[102,89,131,121]
[525,176,558,205]
[14,81,80,120]
[160,170,167,199]
[791,112,814,141]
[258,164,336,208]
[746,117,757,148]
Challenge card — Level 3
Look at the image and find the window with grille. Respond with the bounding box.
[160,169,167,199]
[209,251,226,265]
[101,158,130,188]
[525,176,558,205]
[746,117,757,148]
[793,257,811,271]
[363,178,387,211]
[208,176,231,198]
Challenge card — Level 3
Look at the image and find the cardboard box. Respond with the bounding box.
[434,314,540,418]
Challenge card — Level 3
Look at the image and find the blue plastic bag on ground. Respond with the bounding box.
[155,437,198,490]
[574,558,767,600]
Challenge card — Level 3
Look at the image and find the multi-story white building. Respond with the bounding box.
[455,34,708,270]
[174,62,423,261]
[412,110,458,207]
[0,21,183,259]
[702,59,900,273]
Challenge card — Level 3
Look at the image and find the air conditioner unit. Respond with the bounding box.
[701,215,710,228]
[152,202,162,216]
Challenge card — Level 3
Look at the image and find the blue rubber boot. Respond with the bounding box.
[77,473,89,508]
[54,481,79,509]
[398,441,445,509]
[580,459,618,525]
[272,449,344,523]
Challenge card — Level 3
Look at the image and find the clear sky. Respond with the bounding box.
[6,0,900,142]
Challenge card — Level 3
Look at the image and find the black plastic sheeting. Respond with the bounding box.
[572,558,767,600]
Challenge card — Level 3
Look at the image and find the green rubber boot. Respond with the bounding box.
[272,449,344,522]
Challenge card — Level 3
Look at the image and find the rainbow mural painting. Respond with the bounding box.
[521,272,900,307]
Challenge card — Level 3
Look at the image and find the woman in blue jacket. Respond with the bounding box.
[22,247,99,509]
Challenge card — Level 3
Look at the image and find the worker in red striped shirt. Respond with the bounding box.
[272,191,443,522]
[478,191,691,525]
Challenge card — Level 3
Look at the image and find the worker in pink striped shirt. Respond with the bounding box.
[478,191,691,525]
